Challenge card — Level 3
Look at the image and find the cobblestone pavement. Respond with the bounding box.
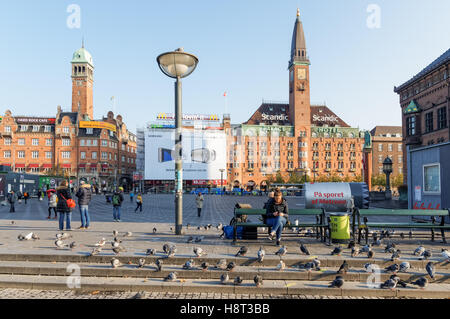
[0,288,426,299]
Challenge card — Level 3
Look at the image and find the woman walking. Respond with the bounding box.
[196,192,204,217]
[56,180,73,231]
[47,191,58,219]
[134,193,143,213]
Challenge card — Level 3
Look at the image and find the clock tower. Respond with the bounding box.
[71,43,94,120]
[288,9,311,137]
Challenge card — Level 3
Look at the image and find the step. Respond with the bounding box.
[0,274,448,298]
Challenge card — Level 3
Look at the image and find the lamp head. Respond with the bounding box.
[157,48,199,79]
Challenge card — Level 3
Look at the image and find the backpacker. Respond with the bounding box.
[112,194,120,206]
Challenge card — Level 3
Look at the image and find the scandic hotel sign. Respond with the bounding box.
[156,113,220,121]
[79,121,116,132]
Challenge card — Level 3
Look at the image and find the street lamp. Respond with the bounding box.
[383,156,393,200]
[157,48,199,235]
[219,168,225,190]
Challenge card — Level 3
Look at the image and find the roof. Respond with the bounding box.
[310,105,349,127]
[71,47,94,67]
[395,47,450,92]
[290,9,309,65]
[370,126,402,137]
[57,112,78,124]
[78,127,102,137]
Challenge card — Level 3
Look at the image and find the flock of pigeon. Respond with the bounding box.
[14,225,450,290]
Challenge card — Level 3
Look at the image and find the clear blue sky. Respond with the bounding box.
[1,0,449,132]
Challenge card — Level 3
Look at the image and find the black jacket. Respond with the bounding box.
[76,185,92,206]
[112,192,124,207]
[265,198,289,219]
[56,186,72,213]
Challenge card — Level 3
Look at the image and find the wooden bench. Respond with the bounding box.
[232,208,330,243]
[352,208,450,244]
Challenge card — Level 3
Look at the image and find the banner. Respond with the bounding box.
[79,121,116,132]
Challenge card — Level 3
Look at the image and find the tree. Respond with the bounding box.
[371,174,386,187]
[275,172,285,184]
[391,174,404,189]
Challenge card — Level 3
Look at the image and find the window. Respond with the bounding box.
[20,125,28,132]
[398,155,402,163]
[92,152,97,159]
[80,152,86,159]
[63,127,70,134]
[79,168,86,173]
[80,139,85,146]
[438,107,447,130]
[32,139,39,146]
[18,151,25,158]
[18,138,25,145]
[102,152,107,160]
[86,128,93,134]
[122,144,125,151]
[4,151,11,158]
[378,144,383,151]
[92,139,98,146]
[4,138,11,145]
[122,156,125,162]
[32,125,39,132]
[32,151,39,158]
[423,164,440,193]
[388,144,393,151]
[406,116,416,136]
[86,139,92,146]
[398,144,402,152]
[102,140,108,147]
[44,126,51,132]
[62,151,71,159]
[4,126,11,133]
[46,139,52,146]
[109,153,112,160]
[91,167,97,173]
[399,167,403,174]
[378,155,383,163]
[62,139,71,146]
[45,152,52,159]
[425,112,433,133]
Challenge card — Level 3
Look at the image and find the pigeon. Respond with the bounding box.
[164,272,177,281]
[300,243,310,255]
[331,246,342,256]
[186,223,190,229]
[367,250,375,259]
[155,259,162,272]
[112,246,126,255]
[390,275,408,288]
[162,243,170,254]
[69,242,77,250]
[197,226,201,230]
[137,258,146,268]
[411,277,428,289]
[113,237,122,244]
[275,245,287,257]
[56,233,72,240]
[24,232,33,241]
[17,234,25,241]
[200,262,209,271]
[152,227,157,234]
[112,241,121,248]
[131,292,145,299]
[347,241,355,249]
[372,239,381,247]
[380,278,397,290]
[11,221,14,225]
[112,230,118,237]
[186,236,194,244]
[312,258,321,270]
[55,239,67,249]
[276,260,286,271]
[304,262,315,272]
[89,247,102,256]
[337,260,349,274]
[95,238,106,247]
[254,274,263,287]
[361,244,371,253]
[233,276,243,285]
[215,259,227,270]
[183,259,195,270]
[111,258,120,268]
[384,242,396,253]
[236,246,248,257]
[31,233,40,240]
[399,262,411,273]
[123,231,132,238]
[364,263,375,273]
[216,223,223,231]
[329,276,344,288]
[167,245,177,258]
[226,261,236,272]
[193,247,206,257]
[400,232,405,240]
[194,236,204,243]
[409,231,413,239]
[385,264,399,273]
[420,250,432,260]
[146,248,155,256]
[441,248,450,261]
[391,249,401,261]
[220,273,229,285]
[219,232,225,240]
[257,246,265,263]
[426,262,435,279]
[351,246,360,257]
[414,245,425,256]
[170,227,173,232]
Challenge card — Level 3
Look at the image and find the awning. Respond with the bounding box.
[79,164,86,168]
[28,164,39,168]
[42,164,52,168]
[101,164,109,168]
[15,164,25,168]
[1,163,11,166]
[61,164,71,168]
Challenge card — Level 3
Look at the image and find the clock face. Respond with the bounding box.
[297,69,306,80]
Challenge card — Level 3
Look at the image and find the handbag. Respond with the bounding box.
[61,193,76,209]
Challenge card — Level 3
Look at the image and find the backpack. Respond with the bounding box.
[112,194,120,206]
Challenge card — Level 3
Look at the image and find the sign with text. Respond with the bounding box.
[79,121,116,132]
[305,183,352,212]
[15,117,55,124]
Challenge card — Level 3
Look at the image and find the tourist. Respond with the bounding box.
[196,192,204,217]
[7,191,17,213]
[347,196,355,213]
[134,193,143,213]
[75,180,92,230]
[23,191,29,204]
[130,190,135,202]
[112,187,124,222]
[265,190,289,246]
[47,191,57,219]
[56,180,73,231]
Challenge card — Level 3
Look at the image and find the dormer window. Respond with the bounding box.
[86,128,93,134]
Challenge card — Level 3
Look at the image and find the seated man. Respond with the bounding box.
[265,190,288,246]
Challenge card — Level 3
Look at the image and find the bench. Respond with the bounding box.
[352,208,450,244]
[232,208,330,243]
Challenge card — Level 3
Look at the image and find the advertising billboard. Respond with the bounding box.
[79,121,116,132]
[145,128,227,181]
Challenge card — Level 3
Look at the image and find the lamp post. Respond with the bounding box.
[157,48,198,235]
[383,156,393,200]
[219,168,225,190]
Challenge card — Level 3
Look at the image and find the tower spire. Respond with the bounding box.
[297,8,300,17]
[289,9,309,66]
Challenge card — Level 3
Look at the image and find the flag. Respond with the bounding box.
[223,92,227,97]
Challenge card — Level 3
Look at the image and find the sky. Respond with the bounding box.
[0,0,449,133]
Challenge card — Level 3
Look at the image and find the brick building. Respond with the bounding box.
[226,10,366,190]
[369,126,403,179]
[0,45,136,191]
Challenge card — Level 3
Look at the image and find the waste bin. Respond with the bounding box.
[329,213,350,244]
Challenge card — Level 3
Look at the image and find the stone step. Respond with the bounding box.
[0,253,448,270]
[0,261,447,283]
[0,274,448,298]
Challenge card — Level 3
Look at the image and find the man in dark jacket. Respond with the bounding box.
[75,180,92,230]
[8,191,17,213]
[112,187,124,222]
[265,190,289,246]
[56,180,73,231]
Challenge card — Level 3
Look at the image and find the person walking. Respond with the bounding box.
[56,180,73,231]
[75,180,92,230]
[265,190,289,246]
[134,193,143,213]
[130,190,135,203]
[47,191,58,219]
[112,187,124,222]
[7,191,17,213]
[196,192,204,217]
[23,191,29,204]
[347,196,355,214]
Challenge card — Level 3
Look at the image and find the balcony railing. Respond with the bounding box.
[350,168,356,172]
[313,156,319,160]
[325,168,331,172]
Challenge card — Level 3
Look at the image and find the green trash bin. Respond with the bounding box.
[329,213,350,244]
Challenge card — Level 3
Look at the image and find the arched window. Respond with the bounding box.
[82,66,85,73]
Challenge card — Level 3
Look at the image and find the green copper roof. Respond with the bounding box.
[71,47,94,67]
[404,100,421,114]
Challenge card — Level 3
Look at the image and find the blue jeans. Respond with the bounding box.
[113,206,121,220]
[79,205,90,227]
[266,216,287,240]
[59,212,72,230]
